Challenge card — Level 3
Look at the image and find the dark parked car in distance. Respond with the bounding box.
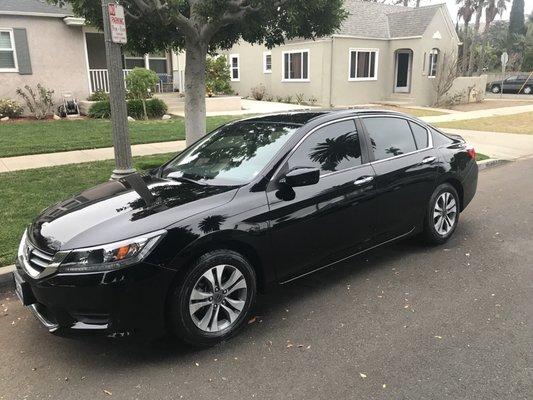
[488,74,532,94]
[13,110,478,346]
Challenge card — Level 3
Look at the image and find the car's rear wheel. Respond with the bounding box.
[523,85,532,95]
[423,183,460,245]
[168,250,257,346]
[491,85,501,93]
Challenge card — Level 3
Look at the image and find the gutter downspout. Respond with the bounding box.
[328,37,334,107]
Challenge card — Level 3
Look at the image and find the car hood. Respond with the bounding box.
[28,173,238,252]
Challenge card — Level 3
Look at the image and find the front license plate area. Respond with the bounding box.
[13,272,36,306]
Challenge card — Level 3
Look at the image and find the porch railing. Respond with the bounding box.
[89,69,132,93]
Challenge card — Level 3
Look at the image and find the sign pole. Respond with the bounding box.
[500,52,508,99]
[101,0,135,179]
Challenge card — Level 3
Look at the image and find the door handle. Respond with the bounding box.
[420,156,436,165]
[354,176,374,186]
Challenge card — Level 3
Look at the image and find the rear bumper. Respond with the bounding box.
[462,160,478,210]
[14,260,176,337]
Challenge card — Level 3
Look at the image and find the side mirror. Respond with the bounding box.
[282,167,320,188]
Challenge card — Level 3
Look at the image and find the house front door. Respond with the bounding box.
[394,51,412,93]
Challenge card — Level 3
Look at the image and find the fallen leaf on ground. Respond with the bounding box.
[248,317,257,324]
[103,389,112,396]
[360,373,367,379]
[434,335,443,339]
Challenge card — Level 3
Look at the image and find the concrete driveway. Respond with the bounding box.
[0,159,531,400]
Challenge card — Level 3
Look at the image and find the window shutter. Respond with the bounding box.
[13,28,32,75]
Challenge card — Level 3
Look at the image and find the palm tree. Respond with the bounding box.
[457,0,476,74]
[467,0,487,75]
[478,0,508,72]
[485,0,508,33]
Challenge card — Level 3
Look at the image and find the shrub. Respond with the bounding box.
[88,98,168,119]
[308,96,318,105]
[16,84,54,119]
[0,98,24,119]
[295,93,305,104]
[206,56,233,95]
[125,68,159,120]
[87,90,109,102]
[265,95,273,102]
[284,95,293,104]
[145,98,168,118]
[275,96,283,102]
[88,100,111,119]
[251,84,266,101]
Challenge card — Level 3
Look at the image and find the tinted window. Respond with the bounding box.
[362,117,417,160]
[409,121,429,149]
[430,126,453,147]
[288,120,362,173]
[162,122,298,185]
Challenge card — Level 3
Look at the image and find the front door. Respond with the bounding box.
[266,119,377,282]
[394,51,412,93]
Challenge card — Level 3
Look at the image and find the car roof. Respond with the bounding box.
[239,109,417,127]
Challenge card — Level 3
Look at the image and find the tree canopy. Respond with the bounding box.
[52,0,347,55]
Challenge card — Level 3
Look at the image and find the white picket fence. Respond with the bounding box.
[89,69,132,93]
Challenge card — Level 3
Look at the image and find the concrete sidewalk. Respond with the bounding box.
[0,140,186,173]
[420,104,533,123]
[441,128,533,160]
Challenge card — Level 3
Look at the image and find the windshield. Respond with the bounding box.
[161,121,299,185]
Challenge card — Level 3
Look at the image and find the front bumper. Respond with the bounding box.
[14,260,176,337]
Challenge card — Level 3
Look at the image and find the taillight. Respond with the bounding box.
[467,147,476,160]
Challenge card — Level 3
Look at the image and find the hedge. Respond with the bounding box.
[88,98,168,119]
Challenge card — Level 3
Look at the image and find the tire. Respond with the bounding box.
[523,85,532,95]
[168,250,257,346]
[422,183,460,245]
[491,85,501,94]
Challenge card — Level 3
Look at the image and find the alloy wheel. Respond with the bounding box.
[491,86,500,93]
[433,192,457,236]
[524,86,532,95]
[189,264,247,332]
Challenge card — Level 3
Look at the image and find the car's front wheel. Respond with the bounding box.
[168,250,257,346]
[491,84,501,93]
[423,183,460,245]
[523,85,532,95]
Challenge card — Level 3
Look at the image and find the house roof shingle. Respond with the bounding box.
[0,0,73,17]
[339,0,443,39]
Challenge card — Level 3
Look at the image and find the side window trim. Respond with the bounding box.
[360,115,433,164]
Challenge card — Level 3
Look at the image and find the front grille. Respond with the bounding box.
[27,246,55,273]
[20,236,59,279]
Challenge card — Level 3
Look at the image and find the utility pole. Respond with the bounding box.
[101,0,135,179]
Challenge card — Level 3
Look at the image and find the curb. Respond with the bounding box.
[478,158,510,170]
[0,265,15,290]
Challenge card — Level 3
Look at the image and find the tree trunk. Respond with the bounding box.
[461,22,470,75]
[184,40,208,146]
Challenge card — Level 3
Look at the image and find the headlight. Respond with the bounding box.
[58,230,166,273]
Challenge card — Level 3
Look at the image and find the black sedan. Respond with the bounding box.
[488,74,532,94]
[13,110,478,346]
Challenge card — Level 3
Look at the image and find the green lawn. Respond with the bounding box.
[476,153,489,161]
[0,153,174,267]
[0,116,240,158]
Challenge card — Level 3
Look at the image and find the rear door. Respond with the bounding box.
[266,118,377,281]
[360,116,439,241]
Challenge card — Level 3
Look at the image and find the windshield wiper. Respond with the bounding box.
[166,175,207,186]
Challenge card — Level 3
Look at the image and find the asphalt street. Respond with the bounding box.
[0,158,531,400]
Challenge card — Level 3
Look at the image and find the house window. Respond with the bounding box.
[283,50,309,81]
[230,54,240,81]
[0,29,17,72]
[148,52,168,74]
[349,49,378,81]
[428,48,439,78]
[263,51,272,74]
